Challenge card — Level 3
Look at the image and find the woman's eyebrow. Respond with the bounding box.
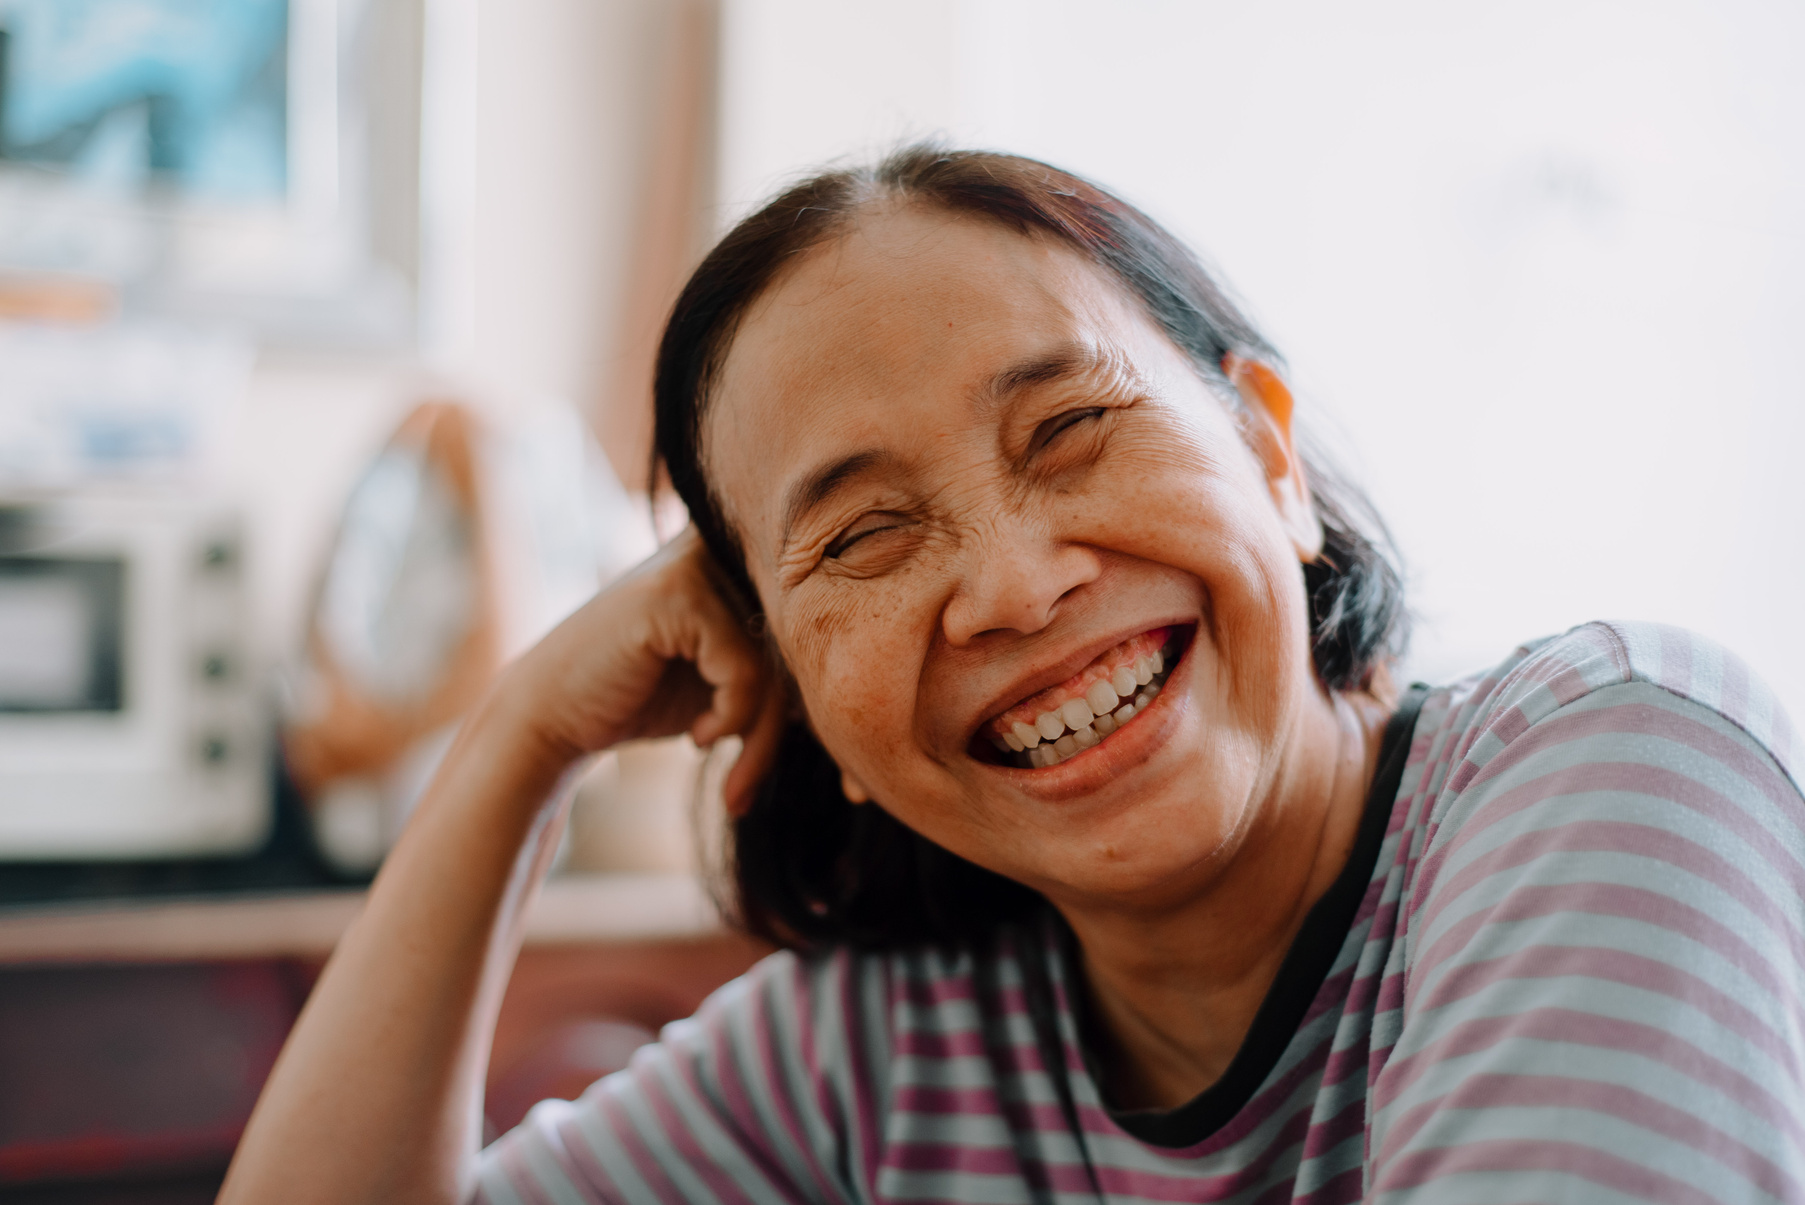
[979,341,1107,408]
[779,448,892,552]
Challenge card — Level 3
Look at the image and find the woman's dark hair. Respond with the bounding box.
[653,145,1408,953]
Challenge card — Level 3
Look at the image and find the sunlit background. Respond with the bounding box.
[719,0,1805,710]
[429,0,1805,714]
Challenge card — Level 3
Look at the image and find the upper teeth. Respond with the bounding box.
[997,650,1167,767]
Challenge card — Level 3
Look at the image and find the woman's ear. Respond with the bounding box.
[1223,354,1323,563]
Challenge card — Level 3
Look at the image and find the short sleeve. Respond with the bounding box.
[1370,669,1805,1202]
[472,949,891,1205]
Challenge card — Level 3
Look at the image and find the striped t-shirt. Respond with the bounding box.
[476,622,1805,1203]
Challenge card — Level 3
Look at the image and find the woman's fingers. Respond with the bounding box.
[505,525,788,810]
[685,601,770,749]
[722,686,788,817]
[676,558,772,749]
[658,536,785,813]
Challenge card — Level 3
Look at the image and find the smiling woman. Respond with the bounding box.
[654,148,1408,954]
[221,149,1805,1205]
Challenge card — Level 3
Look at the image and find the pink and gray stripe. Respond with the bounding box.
[476,622,1805,1203]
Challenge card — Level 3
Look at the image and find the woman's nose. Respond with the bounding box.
[941,528,1103,646]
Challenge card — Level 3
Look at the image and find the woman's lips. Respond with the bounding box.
[980,627,1186,768]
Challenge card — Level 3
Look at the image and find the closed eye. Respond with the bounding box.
[826,512,912,559]
[1029,406,1107,455]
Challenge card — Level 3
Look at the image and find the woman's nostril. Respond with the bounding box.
[943,593,1056,645]
[944,539,1105,646]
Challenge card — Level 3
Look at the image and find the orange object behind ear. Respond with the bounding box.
[1221,353,1294,430]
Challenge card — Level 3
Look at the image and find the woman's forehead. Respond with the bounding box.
[701,207,1168,544]
[726,210,1120,387]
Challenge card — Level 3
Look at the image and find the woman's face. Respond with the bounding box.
[705,204,1328,912]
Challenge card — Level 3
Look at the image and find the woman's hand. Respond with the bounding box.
[219,530,786,1205]
[498,526,787,813]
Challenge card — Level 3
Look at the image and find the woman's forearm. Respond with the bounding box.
[220,532,781,1204]
[219,681,578,1205]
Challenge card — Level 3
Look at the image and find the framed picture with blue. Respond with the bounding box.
[0,0,425,346]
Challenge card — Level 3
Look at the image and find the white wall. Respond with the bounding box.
[422,0,673,408]
[241,0,679,664]
[717,0,1805,720]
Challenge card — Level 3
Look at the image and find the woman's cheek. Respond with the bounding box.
[787,588,913,756]
[778,583,857,687]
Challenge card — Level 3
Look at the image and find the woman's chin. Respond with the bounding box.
[1018,814,1242,912]
[980,663,1270,906]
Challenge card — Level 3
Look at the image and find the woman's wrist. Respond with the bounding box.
[472,665,588,783]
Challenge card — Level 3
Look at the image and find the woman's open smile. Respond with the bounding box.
[972,621,1201,810]
[978,623,1183,767]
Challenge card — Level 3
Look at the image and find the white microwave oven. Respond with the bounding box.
[0,494,269,858]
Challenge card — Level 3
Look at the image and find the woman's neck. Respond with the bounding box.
[1058,687,1394,1112]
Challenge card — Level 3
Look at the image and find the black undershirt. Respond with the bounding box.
[1064,684,1428,1149]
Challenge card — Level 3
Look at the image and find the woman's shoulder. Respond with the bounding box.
[1420,620,1800,805]
[1402,621,1805,928]
[1375,628,1805,1188]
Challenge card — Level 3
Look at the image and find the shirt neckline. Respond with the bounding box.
[1072,684,1428,1149]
